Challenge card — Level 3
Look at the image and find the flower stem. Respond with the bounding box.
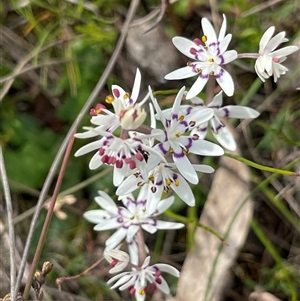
[136,229,147,266]
[237,53,259,59]
[22,132,75,301]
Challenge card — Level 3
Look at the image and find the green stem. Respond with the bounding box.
[224,152,299,176]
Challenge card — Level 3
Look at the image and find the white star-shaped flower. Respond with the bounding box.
[83,186,184,250]
[107,256,180,301]
[165,14,237,98]
[255,26,299,82]
[146,86,224,184]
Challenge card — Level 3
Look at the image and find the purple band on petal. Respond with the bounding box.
[184,137,193,149]
[173,151,184,158]
[158,143,169,155]
[219,54,224,64]
[222,108,229,117]
[215,68,224,79]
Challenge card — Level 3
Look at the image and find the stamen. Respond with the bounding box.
[209,71,215,76]
[105,95,114,103]
[166,178,172,186]
[175,131,180,138]
[208,58,214,62]
[196,68,202,74]
[202,35,207,42]
[123,92,130,100]
[174,179,179,186]
[272,57,280,63]
[178,115,184,121]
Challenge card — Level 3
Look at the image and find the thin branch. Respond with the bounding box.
[14,0,140,298]
[0,33,83,101]
[0,147,17,300]
[56,258,105,291]
[22,131,75,300]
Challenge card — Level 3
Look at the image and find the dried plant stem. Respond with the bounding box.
[0,147,17,300]
[56,258,105,291]
[22,132,76,301]
[14,0,140,298]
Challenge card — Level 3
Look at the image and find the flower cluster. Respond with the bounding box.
[74,14,298,301]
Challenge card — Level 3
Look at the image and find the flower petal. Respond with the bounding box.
[165,66,196,80]
[186,75,209,99]
[220,106,260,119]
[172,36,198,59]
[215,67,234,96]
[189,139,224,156]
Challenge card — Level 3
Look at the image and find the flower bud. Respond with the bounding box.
[119,105,146,130]
[104,249,129,273]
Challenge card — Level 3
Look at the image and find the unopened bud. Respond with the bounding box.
[42,261,53,276]
[119,105,147,130]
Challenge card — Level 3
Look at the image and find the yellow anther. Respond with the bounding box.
[178,115,184,121]
[175,179,180,186]
[105,95,114,104]
[208,58,214,62]
[183,149,189,155]
[149,175,155,182]
[175,132,180,138]
[196,68,202,74]
[166,178,172,186]
[202,35,207,42]
[187,61,193,66]
[209,71,215,76]
[123,92,130,100]
[139,289,146,296]
[169,148,174,154]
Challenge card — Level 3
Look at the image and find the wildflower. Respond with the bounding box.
[75,129,156,186]
[146,86,224,184]
[165,15,237,98]
[86,68,147,134]
[189,91,259,151]
[43,195,76,220]
[107,256,180,301]
[104,249,130,273]
[116,162,214,208]
[255,26,299,82]
[83,186,184,250]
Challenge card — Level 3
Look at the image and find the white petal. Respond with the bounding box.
[192,164,215,173]
[186,75,209,99]
[208,90,223,107]
[266,31,286,53]
[74,140,103,156]
[170,175,195,206]
[259,26,275,53]
[218,14,227,40]
[113,166,125,186]
[155,263,180,277]
[172,86,186,116]
[131,68,141,102]
[221,106,260,119]
[165,66,196,80]
[83,210,111,223]
[173,154,198,184]
[156,277,170,294]
[222,50,238,63]
[106,228,128,248]
[155,196,175,214]
[189,139,224,156]
[172,36,198,59]
[212,126,236,151]
[142,223,158,234]
[116,175,139,196]
[215,68,234,96]
[155,220,184,230]
[201,17,217,43]
[95,191,117,211]
[89,152,103,169]
[94,219,121,231]
[272,45,299,58]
